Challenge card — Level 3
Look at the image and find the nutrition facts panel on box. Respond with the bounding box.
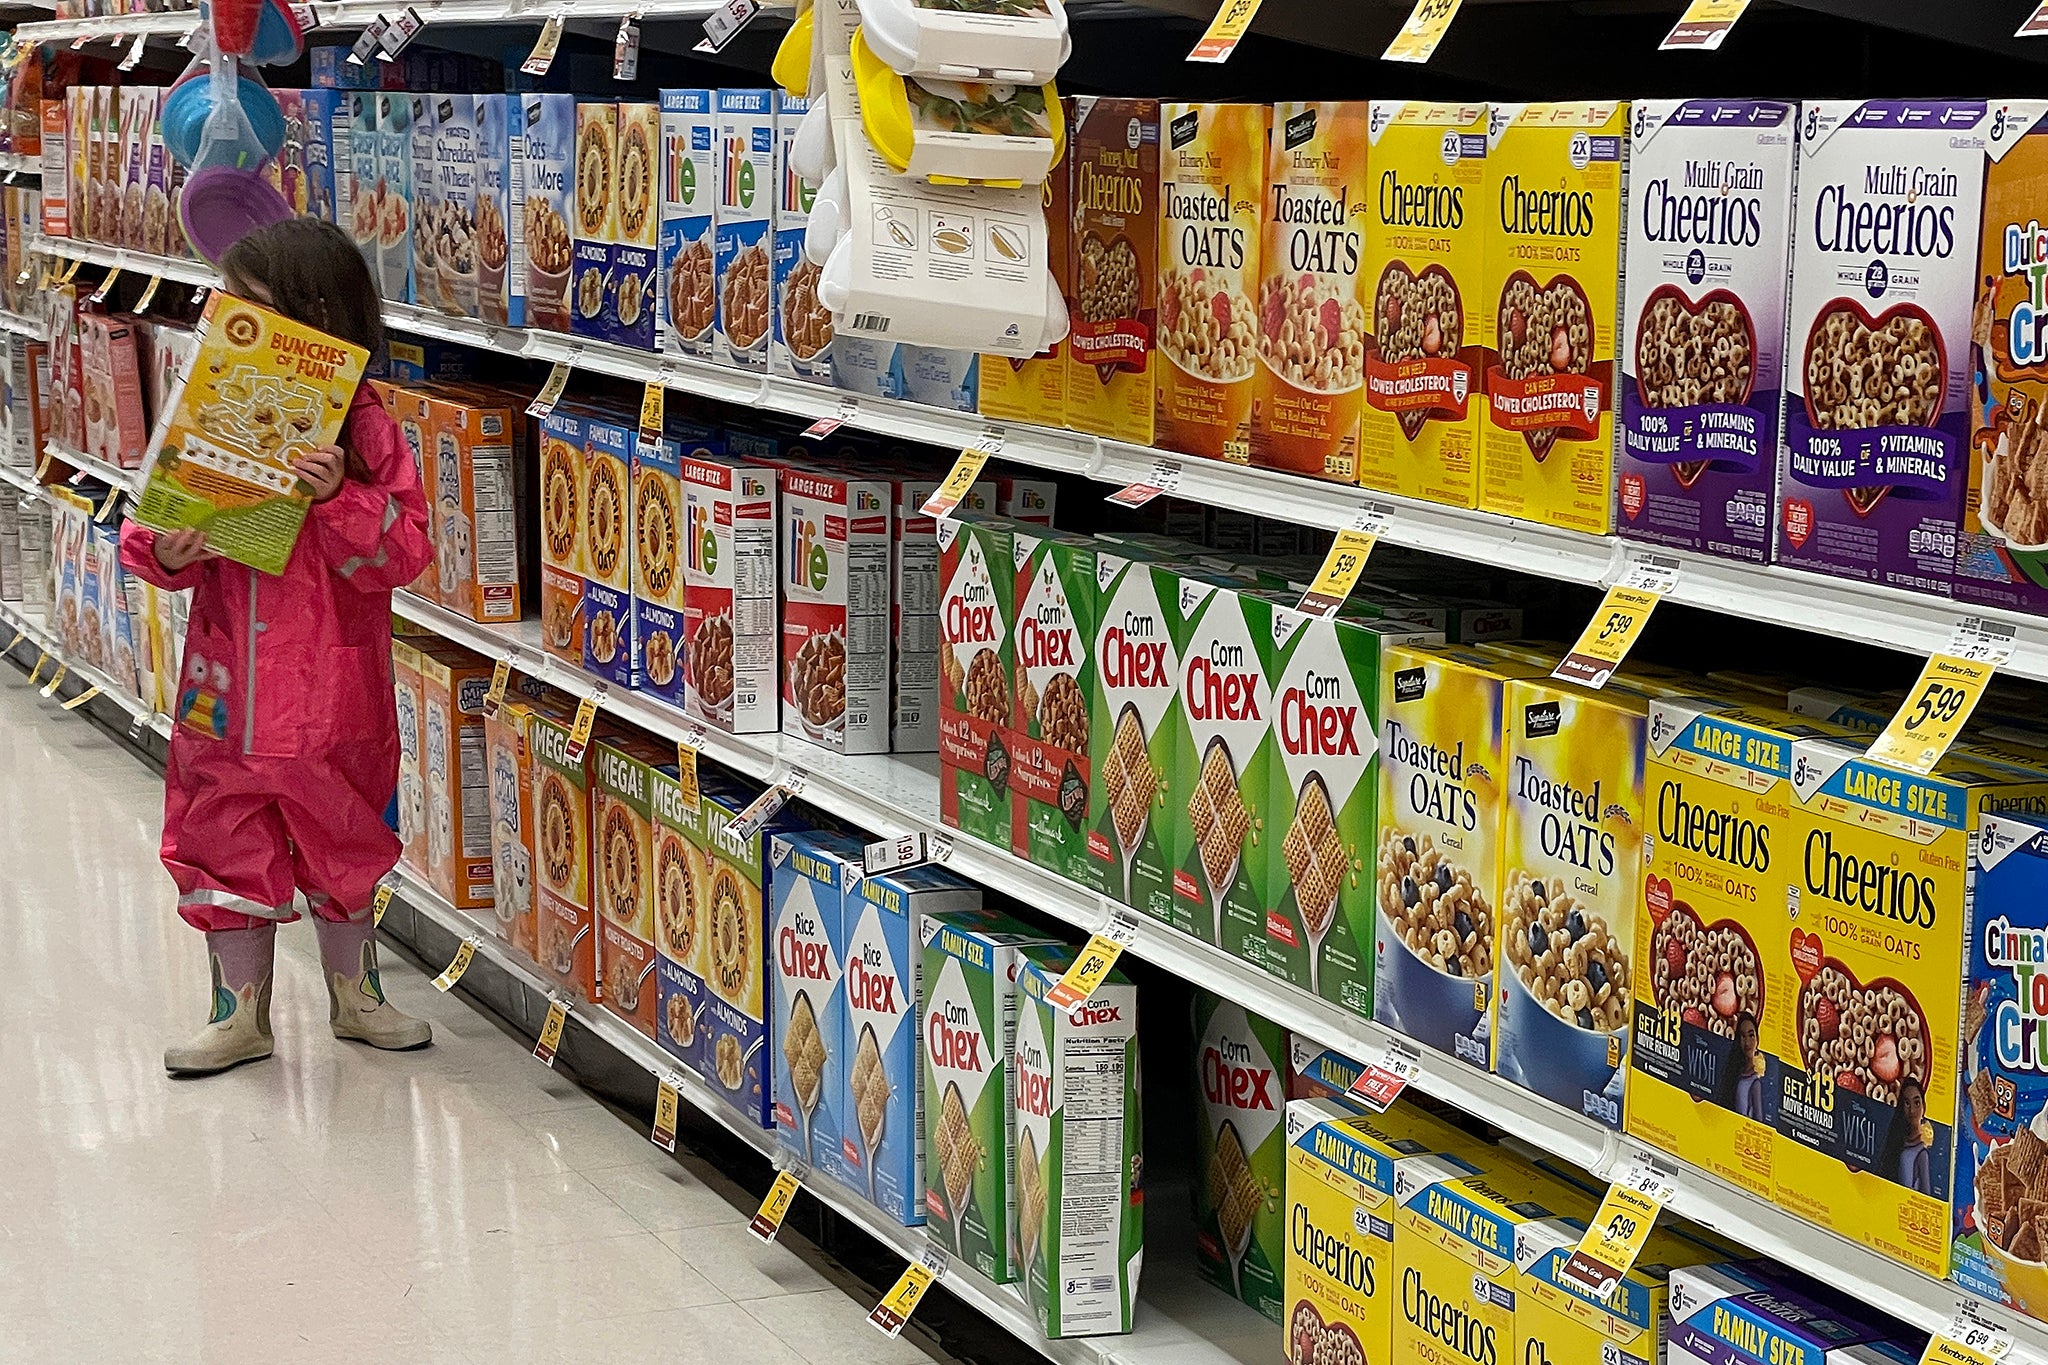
[1061,1039,1129,1246]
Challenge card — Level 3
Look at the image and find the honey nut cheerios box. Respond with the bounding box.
[528,704,601,1004]
[938,513,1021,851]
[1157,103,1268,465]
[651,761,710,1074]
[1355,102,1489,508]
[1011,526,1097,885]
[581,409,638,690]
[416,643,497,914]
[1193,991,1287,1322]
[1772,739,2048,1278]
[1478,102,1629,536]
[767,828,863,1192]
[593,734,670,1040]
[1065,97,1158,447]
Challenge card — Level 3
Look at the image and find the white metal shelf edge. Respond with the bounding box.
[0,597,172,735]
[16,0,731,42]
[43,440,142,495]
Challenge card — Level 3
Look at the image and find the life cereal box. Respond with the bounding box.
[659,89,717,360]
[715,90,775,372]
[1356,102,1489,508]
[529,705,599,1004]
[134,293,368,578]
[1011,526,1096,883]
[683,452,779,734]
[769,829,862,1189]
[1773,740,2048,1277]
[1618,100,1796,563]
[780,462,893,755]
[773,92,832,385]
[1192,990,1286,1321]
[1479,102,1629,535]
[1156,103,1267,464]
[652,762,710,1072]
[1778,101,1991,595]
[938,514,1019,850]
[594,735,668,1039]
[538,405,587,667]
[1086,552,1178,919]
[1065,97,1158,447]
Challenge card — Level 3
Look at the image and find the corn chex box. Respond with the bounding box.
[1085,550,1178,920]
[1192,990,1286,1321]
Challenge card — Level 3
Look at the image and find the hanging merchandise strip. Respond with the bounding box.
[1660,0,1752,48]
[1187,0,1263,62]
[1866,619,2018,775]
[1381,0,1462,62]
[1044,912,1141,1014]
[376,7,426,58]
[651,1071,684,1151]
[1551,555,1682,690]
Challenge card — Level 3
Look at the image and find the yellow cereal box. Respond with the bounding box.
[1066,97,1158,446]
[1515,1219,1726,1365]
[1283,1097,1494,1365]
[1479,103,1628,534]
[1250,102,1368,483]
[1772,741,2048,1277]
[1357,102,1489,507]
[1496,677,1648,1129]
[1157,103,1267,464]
[979,122,1071,427]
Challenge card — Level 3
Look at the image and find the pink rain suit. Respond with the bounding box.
[120,388,433,931]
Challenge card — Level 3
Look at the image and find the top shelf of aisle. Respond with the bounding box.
[13,0,745,43]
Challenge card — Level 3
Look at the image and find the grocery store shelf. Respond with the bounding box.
[16,0,730,42]
[0,597,173,737]
[30,234,217,288]
[43,441,141,495]
[0,461,40,499]
[386,863,1273,1365]
[0,152,41,178]
[0,307,45,339]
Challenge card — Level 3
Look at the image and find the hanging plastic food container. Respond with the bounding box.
[854,0,1069,86]
[181,164,294,265]
[162,63,285,171]
[772,3,815,95]
[851,28,1062,186]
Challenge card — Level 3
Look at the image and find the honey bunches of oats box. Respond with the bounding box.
[768,830,862,1190]
[651,762,710,1073]
[920,908,1057,1281]
[1773,742,2048,1277]
[581,409,638,689]
[1192,990,1286,1320]
[693,775,799,1129]
[938,514,1020,850]
[593,735,668,1040]
[1085,550,1179,921]
[1014,945,1142,1338]
[1011,527,1097,884]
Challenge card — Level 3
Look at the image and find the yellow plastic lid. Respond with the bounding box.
[850,28,1064,185]
[771,4,814,97]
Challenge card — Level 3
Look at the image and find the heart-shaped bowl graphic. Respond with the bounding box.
[1794,955,1928,1106]
[1495,269,1596,458]
[1368,259,1465,438]
[1800,299,1946,518]
[1647,897,1765,1042]
[1634,284,1757,487]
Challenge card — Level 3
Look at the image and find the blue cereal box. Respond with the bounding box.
[581,410,637,688]
[408,93,440,309]
[652,763,706,1073]
[346,92,377,271]
[630,420,688,711]
[773,93,831,385]
[659,89,717,360]
[769,829,863,1187]
[716,90,774,372]
[572,101,618,345]
[431,94,480,319]
[473,93,523,328]
[374,92,412,304]
[521,93,575,333]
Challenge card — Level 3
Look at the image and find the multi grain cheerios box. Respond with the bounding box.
[652,761,709,1073]
[1494,675,1649,1128]
[417,644,497,913]
[537,405,586,668]
[1010,526,1097,884]
[716,90,775,373]
[529,704,600,1004]
[1375,643,1547,1062]
[1156,103,1267,464]
[484,689,552,963]
[659,89,718,360]
[938,513,1020,850]
[1066,97,1158,447]
[921,907,1056,1280]
[780,462,893,755]
[521,93,575,334]
[570,100,618,345]
[683,452,780,735]
[1479,102,1629,535]
[1618,99,1796,563]
[1665,1260,1924,1365]
[1778,100,1993,595]
[1192,990,1286,1321]
[1356,101,1489,509]
[1014,944,1143,1338]
[593,734,668,1039]
[1085,550,1178,920]
[768,828,862,1190]
[1773,740,2048,1277]
[581,410,637,690]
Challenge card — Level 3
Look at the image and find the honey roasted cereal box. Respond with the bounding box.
[769,829,861,1190]
[529,705,599,1004]
[581,410,637,689]
[1192,990,1286,1321]
[1086,551,1179,920]
[1157,103,1267,464]
[594,735,669,1039]
[1480,103,1629,535]
[538,405,587,668]
[1619,99,1797,563]
[631,418,700,712]
[1778,101,1993,595]
[938,514,1019,850]
[1065,97,1158,447]
[1356,102,1489,508]
[1011,527,1096,884]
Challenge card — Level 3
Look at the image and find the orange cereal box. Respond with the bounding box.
[979,117,1072,428]
[530,705,599,1003]
[416,643,498,912]
[1066,97,1158,447]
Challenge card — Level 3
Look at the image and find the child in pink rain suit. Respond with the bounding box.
[121,218,437,1075]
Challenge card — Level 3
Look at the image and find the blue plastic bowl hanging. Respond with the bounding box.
[162,64,285,172]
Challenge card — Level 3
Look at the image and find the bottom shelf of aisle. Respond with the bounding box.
[0,596,171,737]
[384,867,1278,1365]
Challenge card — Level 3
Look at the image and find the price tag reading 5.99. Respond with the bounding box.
[1867,653,1999,775]
[1552,584,1665,690]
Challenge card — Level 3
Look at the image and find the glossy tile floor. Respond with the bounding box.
[0,666,950,1365]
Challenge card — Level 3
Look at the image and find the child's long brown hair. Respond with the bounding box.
[219,217,385,356]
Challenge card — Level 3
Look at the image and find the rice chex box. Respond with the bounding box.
[769,829,862,1188]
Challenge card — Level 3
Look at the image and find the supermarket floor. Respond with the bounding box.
[0,667,950,1365]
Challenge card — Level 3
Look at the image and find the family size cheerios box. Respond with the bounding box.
[938,514,1020,850]
[1515,1218,1728,1365]
[582,410,638,689]
[1356,102,1489,508]
[1193,991,1287,1321]
[593,735,668,1039]
[1619,99,1796,563]
[1773,740,2048,1277]
[1480,103,1629,535]
[1011,527,1097,884]
[1665,1260,1923,1365]
[1376,644,1547,1062]
[652,762,709,1073]
[1778,101,1993,595]
[529,705,599,1004]
[683,452,779,735]
[1157,103,1267,464]
[1086,551,1180,921]
[1066,97,1158,447]
[769,829,861,1189]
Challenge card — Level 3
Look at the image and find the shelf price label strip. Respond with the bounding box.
[60,684,100,711]
[482,658,511,718]
[562,688,604,765]
[1297,508,1390,618]
[920,444,995,520]
[864,832,931,876]
[1920,1303,2014,1365]
[868,1242,948,1338]
[1552,555,1681,690]
[1346,1037,1423,1113]
[1866,618,2017,776]
[520,12,566,75]
[371,882,394,926]
[1105,459,1180,509]
[749,1161,808,1243]
[695,0,760,52]
[1556,1153,1677,1300]
[674,724,706,814]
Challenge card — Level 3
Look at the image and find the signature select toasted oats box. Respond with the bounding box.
[417,644,497,913]
[593,735,668,1038]
[484,689,550,963]
[1356,102,1489,508]
[528,706,598,1004]
[1193,990,1287,1321]
[1066,97,1159,447]
[938,514,1020,850]
[1773,740,2048,1276]
[1480,103,1629,535]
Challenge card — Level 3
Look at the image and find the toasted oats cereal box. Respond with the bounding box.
[1516,1219,1727,1365]
[522,93,575,333]
[424,387,520,623]
[1157,103,1267,464]
[375,93,413,321]
[1283,1098,1493,1365]
[529,705,599,1004]
[660,90,718,360]
[979,129,1070,426]
[1011,526,1097,883]
[1480,103,1629,535]
[695,776,793,1128]
[781,463,892,754]
[1618,100,1796,563]
[1959,106,2048,616]
[1355,102,1489,508]
[684,452,779,735]
[1773,741,2048,1277]
[1066,97,1158,446]
[416,644,496,913]
[485,690,548,962]
[1494,677,1646,1128]
[392,638,428,880]
[652,762,709,1072]
[769,829,861,1189]
[1086,552,1178,919]
[537,405,586,667]
[1266,613,1441,1017]
[716,90,775,372]
[921,908,1055,1278]
[581,410,637,689]
[938,514,1019,849]
[1014,945,1142,1337]
[1193,990,1286,1321]
[1779,101,1992,594]
[593,735,666,1038]
[1376,644,1546,1062]
[1666,1261,1922,1365]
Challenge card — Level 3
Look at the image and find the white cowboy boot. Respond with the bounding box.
[316,916,433,1051]
[165,926,276,1075]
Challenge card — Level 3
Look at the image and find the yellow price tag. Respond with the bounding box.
[25,651,46,686]
[749,1166,804,1241]
[564,690,602,764]
[1920,1303,2013,1365]
[1045,915,1140,1014]
[675,734,703,814]
[1552,584,1664,689]
[534,995,570,1066]
[60,685,101,710]
[869,1246,947,1337]
[1660,0,1753,49]
[34,449,53,480]
[1187,0,1264,61]
[134,273,164,313]
[432,935,480,991]
[920,447,993,519]
[96,492,123,523]
[1296,527,1380,618]
[651,1072,683,1151]
[1867,654,1998,775]
[526,359,573,418]
[1924,1339,2004,1365]
[483,658,511,717]
[1382,0,1463,63]
[39,663,68,697]
[58,257,82,284]
[371,883,395,926]
[638,381,664,444]
[88,266,120,305]
[1557,1181,1664,1300]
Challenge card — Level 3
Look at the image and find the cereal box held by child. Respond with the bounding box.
[135,292,369,577]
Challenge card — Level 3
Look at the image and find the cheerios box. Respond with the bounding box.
[1085,551,1180,921]
[768,829,860,1189]
[417,644,496,912]
[1192,991,1287,1321]
[592,735,667,1039]
[1375,643,1548,1062]
[1774,741,2048,1277]
[484,689,552,963]
[1479,102,1629,535]
[651,762,708,1072]
[1515,1218,1729,1365]
[938,513,1020,850]
[630,418,704,713]
[1010,527,1098,882]
[1778,101,1993,595]
[1494,675,1649,1128]
[581,410,637,689]
[715,89,775,373]
[1618,99,1796,563]
[692,774,797,1129]
[527,704,599,1003]
[780,463,893,755]
[1665,1260,1924,1365]
[659,89,717,360]
[682,452,779,735]
[1065,97,1158,447]
[520,93,575,333]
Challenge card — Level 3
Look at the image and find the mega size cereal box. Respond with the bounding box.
[1778,101,1992,595]
[1086,552,1178,920]
[1479,102,1629,535]
[695,775,793,1128]
[1192,990,1286,1321]
[769,829,860,1190]
[1065,97,1158,447]
[1618,99,1796,563]
[938,514,1019,850]
[529,705,598,1003]
[1157,103,1267,464]
[134,292,368,577]
[1011,527,1096,884]
[1355,102,1489,508]
[594,735,668,1039]
[652,762,709,1072]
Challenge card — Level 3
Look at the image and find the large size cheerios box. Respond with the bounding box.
[593,735,669,1039]
[1479,103,1629,535]
[1357,102,1489,508]
[1773,740,2048,1277]
[1666,1260,1923,1365]
[768,829,861,1190]
[1778,101,1992,595]
[938,514,1020,850]
[1375,643,1548,1063]
[529,705,599,1004]
[1192,990,1287,1321]
[1086,550,1179,920]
